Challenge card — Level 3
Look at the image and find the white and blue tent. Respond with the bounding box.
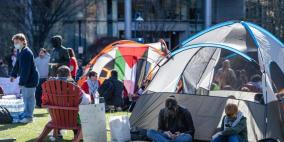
[130,21,284,141]
[147,20,284,103]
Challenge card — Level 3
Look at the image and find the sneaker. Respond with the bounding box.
[49,136,56,142]
[19,118,33,123]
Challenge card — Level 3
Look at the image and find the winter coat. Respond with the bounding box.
[158,106,195,136]
[11,47,39,88]
[98,76,123,107]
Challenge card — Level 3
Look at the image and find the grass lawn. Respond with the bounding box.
[0,108,130,142]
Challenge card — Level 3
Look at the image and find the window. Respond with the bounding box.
[118,0,204,21]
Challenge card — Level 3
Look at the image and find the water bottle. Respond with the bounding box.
[94,91,100,104]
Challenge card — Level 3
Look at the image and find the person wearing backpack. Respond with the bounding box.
[98,70,123,111]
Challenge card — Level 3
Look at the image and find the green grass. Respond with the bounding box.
[0,108,130,142]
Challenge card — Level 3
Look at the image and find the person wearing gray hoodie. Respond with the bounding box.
[35,48,50,107]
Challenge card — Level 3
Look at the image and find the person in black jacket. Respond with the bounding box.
[98,70,123,111]
[10,33,39,124]
[49,35,70,77]
[147,95,195,142]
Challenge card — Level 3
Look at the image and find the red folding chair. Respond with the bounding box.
[37,80,82,142]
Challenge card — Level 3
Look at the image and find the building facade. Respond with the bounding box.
[62,0,246,54]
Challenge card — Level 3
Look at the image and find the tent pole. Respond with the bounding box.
[258,48,268,139]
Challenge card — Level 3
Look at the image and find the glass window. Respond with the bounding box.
[118,0,125,20]
[118,0,204,21]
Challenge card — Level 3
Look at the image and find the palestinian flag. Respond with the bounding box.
[79,40,167,95]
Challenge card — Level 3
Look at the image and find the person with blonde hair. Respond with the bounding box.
[211,103,247,142]
[10,33,39,123]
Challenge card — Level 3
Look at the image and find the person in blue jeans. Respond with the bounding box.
[10,33,39,124]
[147,95,195,142]
[211,103,247,142]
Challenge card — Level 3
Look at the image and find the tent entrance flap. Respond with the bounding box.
[181,47,221,94]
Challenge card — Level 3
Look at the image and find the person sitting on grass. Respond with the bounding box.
[98,70,124,111]
[147,95,195,142]
[81,71,100,103]
[211,103,247,142]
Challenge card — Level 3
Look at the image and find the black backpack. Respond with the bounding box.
[0,106,13,124]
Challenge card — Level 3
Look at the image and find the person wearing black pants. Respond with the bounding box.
[35,48,50,108]
[35,78,46,107]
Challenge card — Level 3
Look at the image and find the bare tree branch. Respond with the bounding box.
[0,0,95,53]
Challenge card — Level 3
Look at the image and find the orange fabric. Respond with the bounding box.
[78,40,136,86]
[77,40,168,86]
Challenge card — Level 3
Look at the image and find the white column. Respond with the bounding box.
[124,0,132,39]
[205,0,212,28]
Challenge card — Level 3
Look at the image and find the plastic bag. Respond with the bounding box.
[109,115,131,142]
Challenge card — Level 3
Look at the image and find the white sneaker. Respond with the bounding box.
[19,118,33,123]
[49,136,56,142]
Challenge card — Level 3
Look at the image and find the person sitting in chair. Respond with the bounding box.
[43,65,90,105]
[211,103,247,142]
[43,65,90,141]
[147,95,195,142]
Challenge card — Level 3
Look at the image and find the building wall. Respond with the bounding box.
[61,0,247,53]
[214,0,245,22]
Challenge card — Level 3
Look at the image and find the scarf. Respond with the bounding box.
[224,111,243,130]
[87,79,99,96]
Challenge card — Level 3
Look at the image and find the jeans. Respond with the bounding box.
[147,129,192,142]
[211,134,245,142]
[20,87,36,120]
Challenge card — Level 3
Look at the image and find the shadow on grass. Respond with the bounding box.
[34,112,49,118]
[0,123,26,131]
[26,137,73,142]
